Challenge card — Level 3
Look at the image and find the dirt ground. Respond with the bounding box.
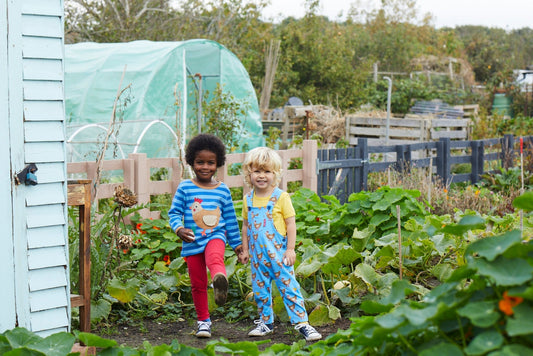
[95,317,352,350]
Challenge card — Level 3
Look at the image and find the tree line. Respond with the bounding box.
[65,0,533,113]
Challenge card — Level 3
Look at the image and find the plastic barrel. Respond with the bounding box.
[492,93,512,118]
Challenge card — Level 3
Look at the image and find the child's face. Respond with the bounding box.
[249,166,276,192]
[193,150,217,184]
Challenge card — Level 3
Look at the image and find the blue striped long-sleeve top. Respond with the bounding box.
[168,179,242,257]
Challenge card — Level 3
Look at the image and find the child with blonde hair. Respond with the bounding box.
[239,147,322,341]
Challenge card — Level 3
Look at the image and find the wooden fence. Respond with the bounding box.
[317,134,533,204]
[345,115,471,147]
[67,140,318,218]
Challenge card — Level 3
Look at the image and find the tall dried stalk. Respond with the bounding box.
[93,65,131,200]
[259,40,281,115]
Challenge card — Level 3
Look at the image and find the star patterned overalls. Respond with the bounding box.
[247,188,308,324]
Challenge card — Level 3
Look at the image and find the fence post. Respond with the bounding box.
[359,138,369,191]
[502,134,515,169]
[471,140,484,184]
[436,138,451,185]
[129,153,150,218]
[395,144,412,172]
[302,140,317,193]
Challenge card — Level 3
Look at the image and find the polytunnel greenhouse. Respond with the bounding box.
[65,39,264,162]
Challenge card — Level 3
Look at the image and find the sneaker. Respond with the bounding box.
[295,323,322,341]
[196,320,211,338]
[213,273,228,306]
[248,320,273,337]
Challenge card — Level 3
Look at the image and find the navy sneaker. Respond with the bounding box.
[196,320,212,338]
[295,323,322,341]
[248,320,273,336]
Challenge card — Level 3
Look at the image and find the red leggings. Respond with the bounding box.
[186,238,227,321]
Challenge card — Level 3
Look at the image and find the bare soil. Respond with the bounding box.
[95,317,352,350]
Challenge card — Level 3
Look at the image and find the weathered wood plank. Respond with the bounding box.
[21,14,62,38]
[30,287,68,312]
[23,81,63,100]
[30,308,68,333]
[25,121,65,142]
[26,204,66,228]
[25,142,65,163]
[26,182,65,206]
[348,116,426,128]
[431,118,470,128]
[23,58,62,81]
[29,267,67,292]
[28,246,67,270]
[22,36,63,59]
[24,100,64,121]
[431,130,468,139]
[22,0,63,16]
[28,225,66,249]
[349,126,423,139]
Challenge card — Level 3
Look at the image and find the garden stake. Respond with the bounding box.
[397,205,403,280]
[520,137,524,237]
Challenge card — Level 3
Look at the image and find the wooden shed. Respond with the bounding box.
[0,0,71,336]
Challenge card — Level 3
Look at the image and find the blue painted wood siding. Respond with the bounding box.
[1,0,69,336]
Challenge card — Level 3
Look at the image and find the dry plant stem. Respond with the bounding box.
[93,65,131,200]
[397,205,403,280]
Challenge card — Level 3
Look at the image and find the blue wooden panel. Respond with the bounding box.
[30,287,67,312]
[25,142,65,163]
[22,36,62,59]
[25,121,65,142]
[30,308,68,333]
[31,162,66,184]
[28,225,66,249]
[0,0,17,332]
[26,182,65,206]
[29,267,67,292]
[26,204,65,228]
[28,246,67,270]
[22,0,62,17]
[23,81,63,100]
[24,58,62,81]
[22,14,62,38]
[24,100,64,121]
[35,327,68,338]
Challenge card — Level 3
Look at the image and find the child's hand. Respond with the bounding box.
[238,250,249,264]
[283,249,296,266]
[177,228,195,243]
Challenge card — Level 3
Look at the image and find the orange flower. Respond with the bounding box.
[136,223,146,234]
[122,249,129,254]
[163,255,171,266]
[443,189,448,193]
[153,226,160,230]
[499,291,524,316]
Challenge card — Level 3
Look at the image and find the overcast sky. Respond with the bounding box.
[262,0,533,30]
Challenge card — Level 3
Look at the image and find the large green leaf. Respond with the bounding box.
[419,342,464,356]
[468,255,533,286]
[466,230,521,261]
[296,254,325,277]
[488,344,533,355]
[464,330,503,355]
[374,312,405,329]
[397,304,439,326]
[380,279,417,305]
[90,298,112,322]
[321,244,361,274]
[440,215,485,236]
[107,277,140,303]
[78,333,117,348]
[3,328,41,348]
[457,301,499,327]
[512,191,533,212]
[308,304,332,326]
[506,304,533,336]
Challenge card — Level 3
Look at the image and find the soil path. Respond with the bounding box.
[96,317,352,351]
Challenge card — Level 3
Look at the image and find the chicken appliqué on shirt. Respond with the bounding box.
[190,197,221,236]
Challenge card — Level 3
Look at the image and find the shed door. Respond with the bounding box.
[0,0,17,331]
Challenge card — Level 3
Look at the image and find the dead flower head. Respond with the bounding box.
[114,186,138,207]
[117,234,134,250]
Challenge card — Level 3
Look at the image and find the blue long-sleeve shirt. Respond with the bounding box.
[168,179,242,257]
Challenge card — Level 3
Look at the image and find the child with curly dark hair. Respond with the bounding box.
[168,133,245,338]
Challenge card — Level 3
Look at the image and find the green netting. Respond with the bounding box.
[65,39,264,162]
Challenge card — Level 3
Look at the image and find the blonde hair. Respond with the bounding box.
[242,147,283,188]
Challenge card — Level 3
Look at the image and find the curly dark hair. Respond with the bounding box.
[185,134,226,167]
